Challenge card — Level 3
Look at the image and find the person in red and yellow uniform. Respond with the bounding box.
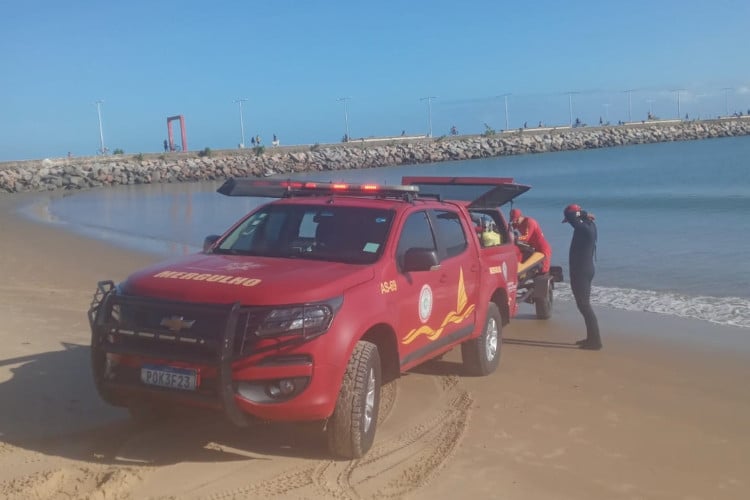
[509,208,552,273]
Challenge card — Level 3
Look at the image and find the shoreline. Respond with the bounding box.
[1,191,749,499]
[20,184,750,330]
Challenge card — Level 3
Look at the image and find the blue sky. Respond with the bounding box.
[1,0,749,160]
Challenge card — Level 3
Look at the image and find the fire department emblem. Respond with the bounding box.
[418,284,433,323]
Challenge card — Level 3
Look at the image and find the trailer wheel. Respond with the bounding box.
[327,341,381,459]
[461,303,502,376]
[535,282,553,320]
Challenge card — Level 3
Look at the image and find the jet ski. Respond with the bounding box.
[515,240,563,319]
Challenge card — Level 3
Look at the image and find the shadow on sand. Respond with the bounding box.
[0,323,579,468]
[503,338,579,349]
[0,342,338,466]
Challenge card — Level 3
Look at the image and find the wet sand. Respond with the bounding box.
[0,192,748,499]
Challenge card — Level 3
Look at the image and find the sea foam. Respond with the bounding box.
[554,283,750,329]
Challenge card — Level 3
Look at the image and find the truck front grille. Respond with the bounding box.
[95,294,262,363]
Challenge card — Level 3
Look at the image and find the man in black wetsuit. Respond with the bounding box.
[562,204,602,350]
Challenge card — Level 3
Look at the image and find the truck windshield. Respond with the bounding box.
[215,204,394,264]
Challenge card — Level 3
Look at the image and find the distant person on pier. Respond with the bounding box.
[163,139,169,152]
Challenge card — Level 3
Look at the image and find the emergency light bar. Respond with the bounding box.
[218,177,420,198]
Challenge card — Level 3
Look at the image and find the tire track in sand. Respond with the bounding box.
[207,373,473,499]
[308,380,398,499]
[0,465,148,500]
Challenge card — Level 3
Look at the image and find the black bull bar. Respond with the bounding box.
[87,280,249,426]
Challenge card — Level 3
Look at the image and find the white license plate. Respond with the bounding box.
[141,365,198,391]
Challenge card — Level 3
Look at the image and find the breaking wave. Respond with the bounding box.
[555,282,750,329]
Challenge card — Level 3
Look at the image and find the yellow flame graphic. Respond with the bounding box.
[402,267,475,345]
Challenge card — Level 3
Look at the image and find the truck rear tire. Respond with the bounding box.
[327,340,381,459]
[461,303,502,376]
[535,283,553,320]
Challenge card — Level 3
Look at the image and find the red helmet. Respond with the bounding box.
[562,204,582,223]
[509,208,522,222]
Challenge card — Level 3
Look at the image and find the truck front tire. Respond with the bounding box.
[327,340,381,459]
[461,303,502,376]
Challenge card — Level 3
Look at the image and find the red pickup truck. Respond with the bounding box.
[88,176,559,458]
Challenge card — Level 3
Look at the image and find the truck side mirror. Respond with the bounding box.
[403,248,440,272]
[203,234,221,253]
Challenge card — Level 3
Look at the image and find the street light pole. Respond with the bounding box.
[567,92,579,126]
[420,96,437,137]
[234,98,248,148]
[673,89,685,119]
[721,87,732,116]
[624,89,634,122]
[95,100,106,154]
[502,93,511,130]
[337,97,351,140]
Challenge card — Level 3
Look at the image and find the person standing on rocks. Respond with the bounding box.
[562,204,601,350]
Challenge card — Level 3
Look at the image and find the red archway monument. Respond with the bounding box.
[167,115,188,152]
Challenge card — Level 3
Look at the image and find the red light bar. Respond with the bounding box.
[217,178,419,198]
[279,181,303,189]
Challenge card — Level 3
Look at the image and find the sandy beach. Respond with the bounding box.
[0,192,749,500]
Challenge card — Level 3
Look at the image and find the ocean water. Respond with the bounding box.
[35,136,750,328]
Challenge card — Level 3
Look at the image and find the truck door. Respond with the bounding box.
[393,209,478,367]
[427,208,479,341]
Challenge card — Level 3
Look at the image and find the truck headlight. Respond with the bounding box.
[255,298,341,339]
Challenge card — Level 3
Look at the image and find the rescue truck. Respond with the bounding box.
[88,176,560,458]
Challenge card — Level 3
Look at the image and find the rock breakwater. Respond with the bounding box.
[2,118,749,194]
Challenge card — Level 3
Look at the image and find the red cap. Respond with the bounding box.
[562,204,582,223]
[509,208,522,221]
